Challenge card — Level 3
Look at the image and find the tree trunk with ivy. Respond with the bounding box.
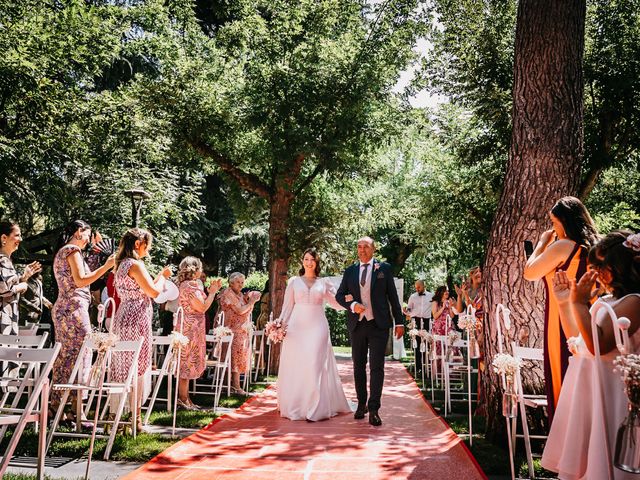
[481,0,586,440]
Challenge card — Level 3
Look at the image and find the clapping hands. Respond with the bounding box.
[553,269,599,305]
[22,261,42,281]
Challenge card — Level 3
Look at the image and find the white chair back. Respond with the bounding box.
[0,343,61,479]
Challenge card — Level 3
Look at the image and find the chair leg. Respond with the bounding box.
[104,391,127,460]
[144,372,166,425]
[46,388,71,454]
[37,382,49,480]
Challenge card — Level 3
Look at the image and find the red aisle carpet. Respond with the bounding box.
[124,357,487,480]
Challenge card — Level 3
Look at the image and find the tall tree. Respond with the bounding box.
[145,0,426,341]
[482,0,587,437]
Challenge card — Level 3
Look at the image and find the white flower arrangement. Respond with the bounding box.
[169,330,189,349]
[212,325,232,340]
[614,353,640,407]
[458,313,482,333]
[418,330,433,343]
[492,353,522,379]
[408,328,420,338]
[88,330,118,353]
[87,330,119,386]
[447,330,461,346]
[566,336,582,356]
[244,321,255,334]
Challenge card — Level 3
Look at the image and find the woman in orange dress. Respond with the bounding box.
[524,196,598,425]
[176,257,221,409]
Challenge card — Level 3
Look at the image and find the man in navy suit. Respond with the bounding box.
[335,236,405,426]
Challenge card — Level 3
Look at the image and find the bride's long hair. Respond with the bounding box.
[299,248,321,276]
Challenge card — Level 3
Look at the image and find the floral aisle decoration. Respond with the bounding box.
[445,330,461,363]
[265,318,287,344]
[212,326,233,358]
[457,313,482,359]
[419,330,434,355]
[166,331,190,376]
[492,353,522,418]
[408,328,420,349]
[613,353,640,473]
[87,330,119,387]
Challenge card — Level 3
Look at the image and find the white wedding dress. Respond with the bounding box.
[277,276,352,421]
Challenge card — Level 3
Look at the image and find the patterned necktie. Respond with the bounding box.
[360,263,369,287]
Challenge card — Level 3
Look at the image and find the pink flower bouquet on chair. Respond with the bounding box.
[265,318,287,344]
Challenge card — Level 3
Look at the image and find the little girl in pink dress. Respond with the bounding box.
[541,230,640,480]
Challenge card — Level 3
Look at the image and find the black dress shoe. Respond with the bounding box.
[354,406,369,419]
[369,411,382,426]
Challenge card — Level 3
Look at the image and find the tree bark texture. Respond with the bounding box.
[481,0,586,440]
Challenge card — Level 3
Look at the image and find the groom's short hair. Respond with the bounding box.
[357,236,375,248]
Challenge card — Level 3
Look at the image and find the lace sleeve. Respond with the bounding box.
[278,277,296,327]
[323,278,345,311]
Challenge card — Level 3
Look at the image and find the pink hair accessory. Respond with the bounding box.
[622,233,640,252]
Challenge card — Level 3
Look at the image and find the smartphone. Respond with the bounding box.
[524,240,534,260]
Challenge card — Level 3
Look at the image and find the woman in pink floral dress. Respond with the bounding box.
[218,272,261,395]
[111,228,171,430]
[51,220,114,415]
[176,257,221,409]
[431,285,462,355]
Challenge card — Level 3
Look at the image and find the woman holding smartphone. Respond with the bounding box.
[523,196,598,425]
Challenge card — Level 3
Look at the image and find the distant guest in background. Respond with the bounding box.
[51,220,114,416]
[523,196,598,424]
[431,285,461,337]
[176,256,221,409]
[19,272,52,323]
[219,272,261,395]
[0,221,41,335]
[405,280,433,373]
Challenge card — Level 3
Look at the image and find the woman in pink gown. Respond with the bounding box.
[541,230,640,479]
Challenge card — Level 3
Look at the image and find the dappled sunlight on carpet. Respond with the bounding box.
[123,357,486,479]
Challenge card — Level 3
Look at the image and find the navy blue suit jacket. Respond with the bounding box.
[335,260,405,333]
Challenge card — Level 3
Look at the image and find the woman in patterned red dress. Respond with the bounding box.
[218,272,261,395]
[176,257,221,409]
[51,220,114,415]
[112,228,171,430]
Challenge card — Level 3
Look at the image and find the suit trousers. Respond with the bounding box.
[349,319,389,411]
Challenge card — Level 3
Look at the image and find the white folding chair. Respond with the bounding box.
[511,343,548,480]
[494,303,517,480]
[192,333,234,412]
[142,335,175,425]
[589,299,633,480]
[46,337,143,463]
[251,329,266,382]
[0,333,50,415]
[18,324,38,336]
[444,332,478,445]
[0,343,60,480]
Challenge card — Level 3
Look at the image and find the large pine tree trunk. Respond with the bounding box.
[481,0,586,440]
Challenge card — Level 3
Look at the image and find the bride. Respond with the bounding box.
[277,248,352,421]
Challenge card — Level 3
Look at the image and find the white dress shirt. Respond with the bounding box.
[407,291,433,319]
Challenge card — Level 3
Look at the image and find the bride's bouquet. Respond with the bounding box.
[265,318,287,344]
